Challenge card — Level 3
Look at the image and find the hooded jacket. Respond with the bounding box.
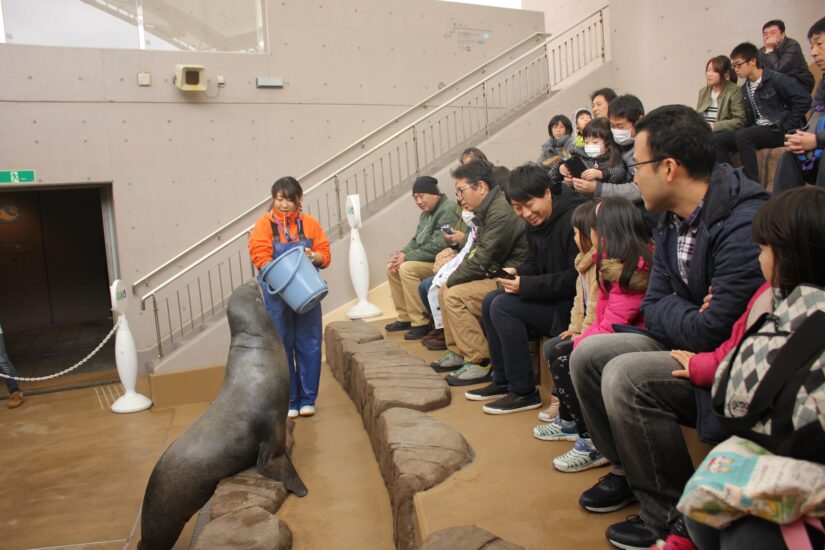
[537,134,573,165]
[446,185,529,287]
[577,255,650,347]
[567,248,600,335]
[249,209,331,270]
[516,183,584,308]
[400,194,460,262]
[642,164,769,351]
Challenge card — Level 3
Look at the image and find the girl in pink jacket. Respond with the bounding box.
[536,197,653,474]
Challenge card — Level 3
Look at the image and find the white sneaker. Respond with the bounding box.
[553,438,609,473]
[299,405,316,417]
[537,395,560,422]
[288,409,299,419]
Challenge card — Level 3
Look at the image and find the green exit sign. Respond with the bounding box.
[0,170,36,184]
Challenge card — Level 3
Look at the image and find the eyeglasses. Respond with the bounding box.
[732,60,747,69]
[627,157,667,169]
[455,184,476,198]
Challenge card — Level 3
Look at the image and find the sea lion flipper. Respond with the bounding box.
[258,446,308,497]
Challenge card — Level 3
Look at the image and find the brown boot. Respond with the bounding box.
[8,391,24,409]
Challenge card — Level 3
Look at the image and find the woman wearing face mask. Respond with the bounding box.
[696,55,747,132]
[553,118,627,195]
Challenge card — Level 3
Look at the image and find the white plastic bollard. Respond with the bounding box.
[345,194,381,319]
[109,280,152,413]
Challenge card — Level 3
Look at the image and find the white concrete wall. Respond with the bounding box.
[0,0,543,355]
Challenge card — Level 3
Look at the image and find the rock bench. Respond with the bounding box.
[192,423,297,549]
[324,320,475,549]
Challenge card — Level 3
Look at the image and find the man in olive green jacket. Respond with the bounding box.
[386,176,460,339]
[433,159,530,386]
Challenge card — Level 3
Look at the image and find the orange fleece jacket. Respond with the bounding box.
[249,209,331,270]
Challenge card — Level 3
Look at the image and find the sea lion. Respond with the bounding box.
[138,282,307,550]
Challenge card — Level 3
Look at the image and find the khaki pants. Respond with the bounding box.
[440,278,498,364]
[387,261,433,326]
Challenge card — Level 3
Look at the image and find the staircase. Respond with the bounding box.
[131,5,610,365]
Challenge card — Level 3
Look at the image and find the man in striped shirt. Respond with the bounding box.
[713,42,811,182]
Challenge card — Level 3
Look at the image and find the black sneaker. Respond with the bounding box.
[464,382,508,401]
[385,320,411,332]
[579,473,637,513]
[605,515,666,550]
[403,325,430,340]
[481,390,542,414]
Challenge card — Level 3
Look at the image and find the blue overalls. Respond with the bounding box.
[259,215,323,410]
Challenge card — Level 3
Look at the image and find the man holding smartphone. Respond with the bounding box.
[385,175,460,340]
[465,163,584,413]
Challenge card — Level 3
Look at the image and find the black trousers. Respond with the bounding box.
[714,125,785,182]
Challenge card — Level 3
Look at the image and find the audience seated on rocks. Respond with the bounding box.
[430,159,529,386]
[591,87,617,119]
[554,117,627,195]
[714,41,811,183]
[564,108,593,157]
[696,55,747,133]
[462,163,584,412]
[537,114,573,168]
[422,209,478,359]
[759,18,816,93]
[773,17,825,194]
[569,105,769,550]
[537,197,652,475]
[419,164,512,352]
[679,186,825,550]
[385,176,460,340]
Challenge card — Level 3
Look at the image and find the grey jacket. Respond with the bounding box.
[596,143,641,202]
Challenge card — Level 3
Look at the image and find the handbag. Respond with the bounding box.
[711,284,825,461]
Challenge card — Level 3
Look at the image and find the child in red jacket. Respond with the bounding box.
[536,197,652,474]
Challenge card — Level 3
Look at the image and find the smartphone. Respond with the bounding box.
[440,225,454,235]
[564,155,588,179]
[490,268,516,280]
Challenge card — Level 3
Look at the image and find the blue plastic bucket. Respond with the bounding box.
[260,247,328,314]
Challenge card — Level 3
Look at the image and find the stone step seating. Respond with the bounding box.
[324,320,523,550]
[191,424,296,549]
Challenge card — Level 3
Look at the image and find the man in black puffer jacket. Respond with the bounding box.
[466,163,585,414]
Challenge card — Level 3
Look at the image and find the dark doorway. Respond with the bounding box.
[0,187,115,390]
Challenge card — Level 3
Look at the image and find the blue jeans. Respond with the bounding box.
[570,333,695,530]
[418,276,434,316]
[260,287,323,410]
[0,333,21,395]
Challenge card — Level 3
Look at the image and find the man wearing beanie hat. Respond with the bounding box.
[386,175,460,340]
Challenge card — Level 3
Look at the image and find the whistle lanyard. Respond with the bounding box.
[273,213,303,243]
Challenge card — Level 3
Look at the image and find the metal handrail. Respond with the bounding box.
[137,9,608,309]
[131,31,551,294]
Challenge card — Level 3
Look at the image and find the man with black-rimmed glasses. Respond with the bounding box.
[570,105,769,549]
